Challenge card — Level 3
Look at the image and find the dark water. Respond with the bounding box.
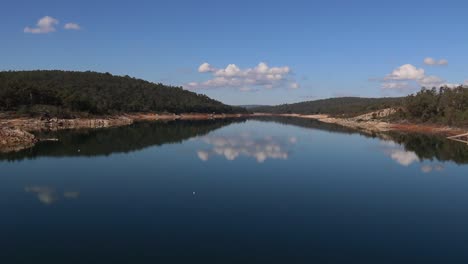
[2,117,468,263]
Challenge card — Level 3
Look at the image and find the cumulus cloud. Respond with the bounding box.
[418,75,445,88]
[381,64,459,92]
[24,16,59,34]
[424,57,448,66]
[198,62,215,73]
[187,62,299,91]
[385,64,425,81]
[64,22,81,30]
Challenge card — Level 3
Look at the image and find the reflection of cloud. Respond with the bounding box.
[421,164,444,173]
[25,186,57,205]
[197,133,296,163]
[390,150,419,166]
[289,137,297,144]
[25,186,79,205]
[197,150,210,161]
[381,141,446,171]
[381,141,419,166]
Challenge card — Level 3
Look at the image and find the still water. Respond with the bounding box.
[1,117,468,263]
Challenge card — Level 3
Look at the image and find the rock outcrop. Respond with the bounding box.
[0,128,37,153]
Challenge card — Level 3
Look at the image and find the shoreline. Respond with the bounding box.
[0,113,249,153]
[1,112,466,153]
[261,113,467,137]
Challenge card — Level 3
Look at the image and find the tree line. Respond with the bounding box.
[0,70,247,117]
[252,97,404,117]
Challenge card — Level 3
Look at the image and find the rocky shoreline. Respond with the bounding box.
[0,113,248,153]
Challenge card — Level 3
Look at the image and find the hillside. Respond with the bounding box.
[253,86,468,127]
[251,97,404,117]
[0,70,247,116]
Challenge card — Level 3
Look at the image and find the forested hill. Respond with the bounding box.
[251,97,404,117]
[0,70,247,116]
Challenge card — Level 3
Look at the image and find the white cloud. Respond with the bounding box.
[64,22,81,30]
[187,62,299,91]
[198,62,214,73]
[24,16,59,34]
[424,57,448,66]
[385,64,425,80]
[418,75,445,88]
[289,82,300,89]
[381,81,412,91]
[381,63,459,92]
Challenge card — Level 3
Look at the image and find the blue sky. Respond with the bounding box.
[1,0,468,105]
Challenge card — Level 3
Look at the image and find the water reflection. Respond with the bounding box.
[0,119,244,161]
[197,132,296,162]
[256,116,468,165]
[380,140,447,173]
[25,186,79,205]
[0,117,467,165]
[421,164,444,173]
[381,141,420,166]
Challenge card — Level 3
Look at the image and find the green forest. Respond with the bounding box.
[251,97,404,117]
[393,86,468,126]
[0,70,246,116]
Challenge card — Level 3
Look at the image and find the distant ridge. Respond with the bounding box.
[251,97,403,117]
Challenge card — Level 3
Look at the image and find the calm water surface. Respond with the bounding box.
[2,118,468,263]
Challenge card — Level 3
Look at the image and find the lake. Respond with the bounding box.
[2,117,468,263]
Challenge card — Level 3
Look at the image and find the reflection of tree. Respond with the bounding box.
[0,119,245,161]
[255,116,468,164]
[385,132,468,165]
[252,116,371,136]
